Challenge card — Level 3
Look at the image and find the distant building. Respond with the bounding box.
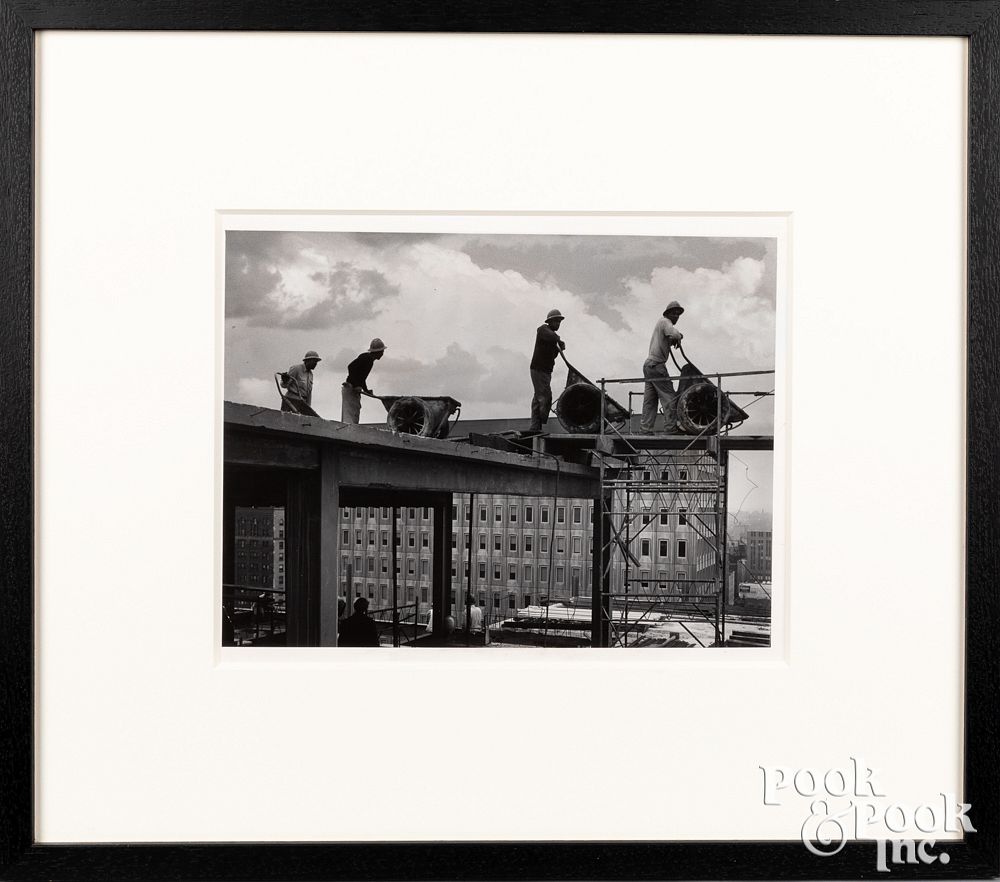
[335,452,725,623]
[234,506,286,591]
[746,529,772,581]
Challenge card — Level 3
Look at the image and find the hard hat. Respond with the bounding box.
[303,350,322,361]
[546,309,566,322]
[368,338,387,353]
[664,301,684,315]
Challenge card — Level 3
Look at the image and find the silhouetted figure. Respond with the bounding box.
[339,597,379,647]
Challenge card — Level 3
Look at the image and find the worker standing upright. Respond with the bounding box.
[640,301,684,434]
[528,308,566,433]
[342,338,387,424]
[280,350,321,413]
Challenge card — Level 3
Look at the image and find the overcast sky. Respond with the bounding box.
[225,230,777,513]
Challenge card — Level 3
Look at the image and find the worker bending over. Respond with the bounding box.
[528,308,566,433]
[280,350,321,413]
[640,301,684,434]
[341,338,386,424]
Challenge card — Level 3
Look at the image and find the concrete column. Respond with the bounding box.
[432,496,453,638]
[319,447,341,646]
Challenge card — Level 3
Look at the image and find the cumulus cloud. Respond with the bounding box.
[225,231,776,434]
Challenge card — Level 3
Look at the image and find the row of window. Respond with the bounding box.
[349,584,541,611]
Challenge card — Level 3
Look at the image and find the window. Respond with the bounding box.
[420,559,429,576]
[556,537,565,554]
[354,556,362,571]
[640,570,650,588]
[368,507,375,517]
[408,532,415,548]
[659,509,669,526]
[657,570,667,586]
[572,568,581,591]
[465,505,471,521]
[381,531,388,547]
[479,533,486,551]
[556,566,564,583]
[421,532,429,548]
[539,566,548,583]
[541,506,549,524]
[493,593,500,609]
[509,535,517,552]
[641,539,650,557]
[422,507,429,519]
[394,533,401,547]
[493,564,501,581]
[508,565,516,582]
[341,508,350,518]
[679,508,687,525]
[479,562,486,579]
[525,506,533,523]
[495,505,502,523]
[509,506,517,523]
[451,534,457,549]
[679,469,688,482]
[381,559,388,574]
[573,506,582,524]
[407,507,415,519]
[355,531,362,546]
[642,470,651,482]
[556,507,565,524]
[677,570,687,581]
[479,506,487,522]
[407,560,415,575]
[642,514,651,526]
[509,593,517,609]
[421,587,428,603]
[541,537,549,554]
[367,558,374,573]
[341,530,349,543]
[356,509,362,519]
[677,540,687,559]
[524,594,531,606]
[659,539,669,557]
[452,505,457,520]
[381,507,388,518]
[494,535,502,552]
[524,565,532,581]
[368,530,375,546]
[479,592,486,606]
[525,535,533,552]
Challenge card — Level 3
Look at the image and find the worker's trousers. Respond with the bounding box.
[641,358,677,433]
[529,369,553,431]
[341,384,362,424]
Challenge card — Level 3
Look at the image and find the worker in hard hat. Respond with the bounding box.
[640,301,684,434]
[280,350,321,413]
[342,338,387,424]
[527,308,566,433]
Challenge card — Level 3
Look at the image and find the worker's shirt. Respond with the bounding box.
[283,363,313,404]
[469,605,484,631]
[530,324,563,373]
[647,317,683,363]
[345,351,377,391]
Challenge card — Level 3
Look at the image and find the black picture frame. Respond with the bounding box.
[1,2,998,879]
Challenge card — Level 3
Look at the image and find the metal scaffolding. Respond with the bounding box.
[589,368,774,648]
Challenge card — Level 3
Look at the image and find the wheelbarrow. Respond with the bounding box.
[554,353,630,434]
[669,345,749,434]
[365,391,462,439]
[274,372,320,417]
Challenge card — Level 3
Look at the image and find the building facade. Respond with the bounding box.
[746,529,773,581]
[335,453,727,623]
[234,506,286,591]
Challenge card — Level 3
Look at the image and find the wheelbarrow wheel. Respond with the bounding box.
[387,398,429,436]
[676,382,731,435]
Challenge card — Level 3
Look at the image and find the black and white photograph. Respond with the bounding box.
[223,227,778,648]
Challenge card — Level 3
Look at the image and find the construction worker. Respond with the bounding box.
[640,301,684,434]
[280,350,321,413]
[528,308,566,433]
[342,338,386,424]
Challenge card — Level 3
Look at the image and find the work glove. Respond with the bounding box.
[280,372,290,383]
